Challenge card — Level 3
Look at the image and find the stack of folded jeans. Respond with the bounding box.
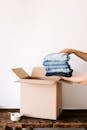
[43,53,73,77]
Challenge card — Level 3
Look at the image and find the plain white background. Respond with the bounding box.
[0,0,87,108]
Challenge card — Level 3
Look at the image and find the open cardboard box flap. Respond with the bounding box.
[12,68,30,79]
[31,67,61,81]
[12,67,61,85]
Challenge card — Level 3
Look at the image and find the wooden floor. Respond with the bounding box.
[0,109,87,129]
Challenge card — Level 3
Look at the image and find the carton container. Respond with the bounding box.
[12,67,62,120]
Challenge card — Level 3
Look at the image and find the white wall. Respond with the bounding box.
[0,0,87,108]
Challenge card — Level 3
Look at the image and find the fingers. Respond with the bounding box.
[59,48,73,54]
[61,75,87,84]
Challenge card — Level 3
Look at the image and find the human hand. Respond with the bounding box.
[59,48,75,55]
[60,73,87,85]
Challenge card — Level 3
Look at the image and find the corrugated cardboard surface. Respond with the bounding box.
[12,68,30,79]
[20,81,62,120]
[12,67,62,120]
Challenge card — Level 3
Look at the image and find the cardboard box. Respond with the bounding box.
[12,67,62,120]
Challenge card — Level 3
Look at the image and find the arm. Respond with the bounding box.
[61,73,87,85]
[60,48,87,61]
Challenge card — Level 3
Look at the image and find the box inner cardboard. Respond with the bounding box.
[12,67,61,82]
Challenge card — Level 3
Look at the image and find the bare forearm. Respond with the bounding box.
[60,48,87,61]
[73,49,87,61]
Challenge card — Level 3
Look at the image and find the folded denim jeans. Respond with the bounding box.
[46,72,72,77]
[45,68,73,73]
[43,60,69,66]
[44,53,70,61]
[43,52,73,77]
[44,64,70,69]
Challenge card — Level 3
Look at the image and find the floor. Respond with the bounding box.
[0,109,87,129]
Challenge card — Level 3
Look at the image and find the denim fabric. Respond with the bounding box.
[44,53,70,61]
[46,72,72,77]
[43,53,73,77]
[45,65,70,70]
[43,60,69,66]
[45,68,73,73]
